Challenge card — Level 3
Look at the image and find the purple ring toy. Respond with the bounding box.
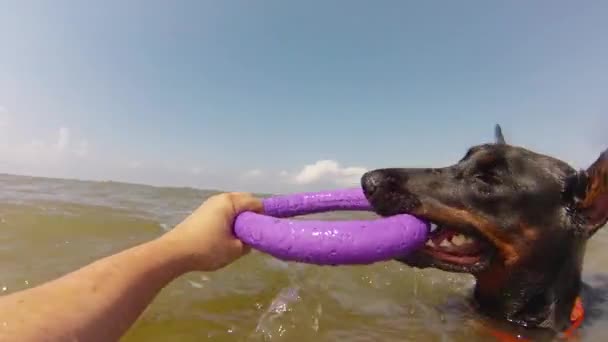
[233,188,429,265]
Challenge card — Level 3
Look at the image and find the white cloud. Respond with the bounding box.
[0,126,90,167]
[289,159,368,187]
[128,160,142,169]
[74,140,89,157]
[190,167,203,175]
[0,114,370,193]
[0,106,7,128]
[242,169,263,179]
[56,126,70,151]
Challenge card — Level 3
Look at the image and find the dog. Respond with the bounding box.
[360,125,608,341]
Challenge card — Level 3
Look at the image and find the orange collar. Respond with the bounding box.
[483,296,584,341]
[563,296,585,338]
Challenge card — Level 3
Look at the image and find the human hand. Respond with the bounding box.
[163,192,263,272]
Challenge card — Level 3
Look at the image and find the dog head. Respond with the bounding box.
[361,125,608,278]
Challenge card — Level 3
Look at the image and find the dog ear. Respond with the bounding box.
[568,149,608,236]
[494,124,506,145]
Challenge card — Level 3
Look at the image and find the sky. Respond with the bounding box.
[0,0,607,193]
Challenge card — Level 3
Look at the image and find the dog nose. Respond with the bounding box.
[361,170,385,196]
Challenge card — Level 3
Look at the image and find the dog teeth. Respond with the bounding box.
[437,234,477,249]
[439,239,452,248]
[452,234,466,246]
[430,232,478,250]
[430,223,438,232]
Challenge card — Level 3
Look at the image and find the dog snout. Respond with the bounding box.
[361,170,387,197]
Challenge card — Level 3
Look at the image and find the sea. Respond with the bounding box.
[0,173,607,341]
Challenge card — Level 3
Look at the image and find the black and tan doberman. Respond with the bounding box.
[361,125,608,341]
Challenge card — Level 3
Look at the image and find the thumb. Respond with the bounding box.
[230,192,264,214]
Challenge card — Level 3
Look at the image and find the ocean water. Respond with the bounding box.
[0,173,607,341]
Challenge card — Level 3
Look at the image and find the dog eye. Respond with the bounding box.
[474,171,501,185]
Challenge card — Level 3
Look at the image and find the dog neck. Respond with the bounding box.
[472,242,586,332]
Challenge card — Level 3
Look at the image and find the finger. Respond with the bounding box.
[230,192,264,213]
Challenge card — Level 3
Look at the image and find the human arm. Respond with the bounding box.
[0,192,262,342]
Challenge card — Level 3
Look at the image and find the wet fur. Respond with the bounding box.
[361,125,608,339]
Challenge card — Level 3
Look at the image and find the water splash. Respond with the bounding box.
[252,286,301,340]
